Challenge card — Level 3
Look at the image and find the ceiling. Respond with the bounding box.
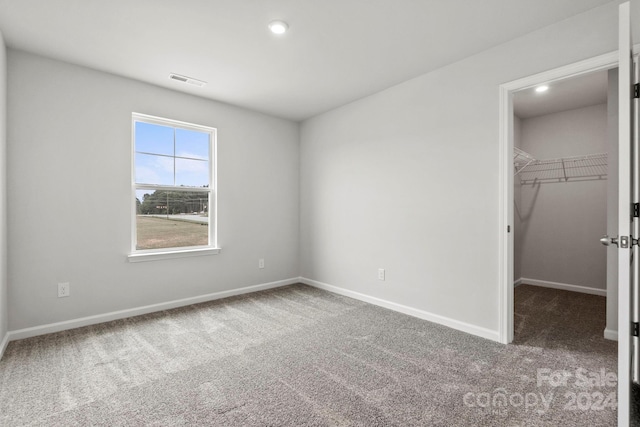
[0,0,614,121]
[513,70,609,119]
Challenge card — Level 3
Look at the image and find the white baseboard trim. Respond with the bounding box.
[604,328,618,341]
[300,277,500,343]
[514,278,523,287]
[515,278,606,297]
[0,331,9,361]
[7,277,300,342]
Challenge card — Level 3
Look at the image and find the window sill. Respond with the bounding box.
[128,247,221,263]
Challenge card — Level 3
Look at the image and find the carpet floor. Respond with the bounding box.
[0,283,617,426]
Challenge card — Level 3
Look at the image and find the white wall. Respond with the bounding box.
[299,3,619,336]
[0,31,7,351]
[7,50,300,331]
[517,104,607,290]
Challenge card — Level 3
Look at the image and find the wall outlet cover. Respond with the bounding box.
[58,282,70,298]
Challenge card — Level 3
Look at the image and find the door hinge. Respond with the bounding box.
[635,83,640,98]
[633,322,639,337]
[634,203,640,217]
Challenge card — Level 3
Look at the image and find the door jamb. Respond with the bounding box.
[498,51,619,345]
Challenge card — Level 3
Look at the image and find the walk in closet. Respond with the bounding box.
[512,69,613,340]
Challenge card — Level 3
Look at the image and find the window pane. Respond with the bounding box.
[176,158,209,187]
[176,128,209,160]
[136,190,209,250]
[135,153,174,185]
[135,122,174,156]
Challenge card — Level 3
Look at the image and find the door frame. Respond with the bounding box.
[498,51,619,345]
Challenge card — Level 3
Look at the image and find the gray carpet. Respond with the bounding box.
[0,283,616,426]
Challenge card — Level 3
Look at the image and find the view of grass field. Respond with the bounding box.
[136,216,208,250]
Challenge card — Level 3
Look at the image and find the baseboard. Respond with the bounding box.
[300,277,500,343]
[514,278,523,287]
[0,331,9,361]
[7,277,300,342]
[515,278,606,297]
[604,328,618,341]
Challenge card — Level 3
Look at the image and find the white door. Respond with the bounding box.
[617,2,638,425]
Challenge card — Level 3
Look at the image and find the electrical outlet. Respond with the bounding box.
[378,269,385,281]
[259,258,265,269]
[58,282,70,298]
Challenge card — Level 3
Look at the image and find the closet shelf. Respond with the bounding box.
[513,147,607,184]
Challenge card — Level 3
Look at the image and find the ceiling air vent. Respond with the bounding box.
[169,73,207,87]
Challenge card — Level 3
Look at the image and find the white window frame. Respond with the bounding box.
[128,112,219,262]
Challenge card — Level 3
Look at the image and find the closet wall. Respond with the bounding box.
[516,103,608,293]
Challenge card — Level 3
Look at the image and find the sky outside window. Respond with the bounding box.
[135,122,210,188]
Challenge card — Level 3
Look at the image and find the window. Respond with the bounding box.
[129,113,218,261]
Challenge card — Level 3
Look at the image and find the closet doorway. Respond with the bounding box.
[511,69,615,345]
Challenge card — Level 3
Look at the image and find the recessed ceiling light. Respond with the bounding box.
[268,20,289,35]
[535,85,549,93]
